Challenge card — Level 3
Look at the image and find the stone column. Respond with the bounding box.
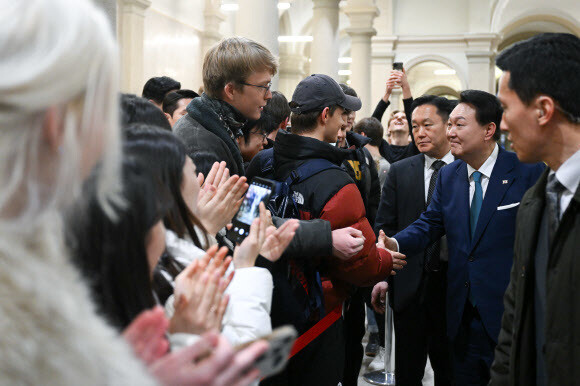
[235,0,279,88]
[370,36,397,127]
[279,53,308,100]
[344,0,379,117]
[202,0,226,58]
[465,33,500,93]
[311,0,340,80]
[118,0,151,94]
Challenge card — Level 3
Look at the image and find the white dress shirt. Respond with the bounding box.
[424,151,455,203]
[466,144,499,207]
[549,148,580,219]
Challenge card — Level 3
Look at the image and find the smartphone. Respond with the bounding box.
[392,62,404,71]
[235,325,298,379]
[227,177,275,244]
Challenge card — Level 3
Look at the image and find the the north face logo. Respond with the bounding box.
[293,191,304,205]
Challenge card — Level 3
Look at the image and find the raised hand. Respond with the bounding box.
[371,281,388,314]
[233,202,269,269]
[123,306,169,365]
[150,331,268,386]
[331,227,366,260]
[260,218,299,262]
[197,162,249,235]
[169,245,233,335]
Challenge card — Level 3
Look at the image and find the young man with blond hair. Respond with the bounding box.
[174,37,277,177]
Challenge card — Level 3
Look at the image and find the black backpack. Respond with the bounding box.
[258,148,342,332]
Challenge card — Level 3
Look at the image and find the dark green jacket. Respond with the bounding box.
[490,169,580,386]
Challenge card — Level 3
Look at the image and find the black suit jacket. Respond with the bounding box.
[374,153,447,312]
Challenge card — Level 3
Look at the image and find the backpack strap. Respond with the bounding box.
[285,158,342,186]
[259,148,275,178]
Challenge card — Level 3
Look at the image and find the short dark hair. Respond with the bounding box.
[290,105,339,134]
[353,117,384,147]
[162,89,198,116]
[459,90,503,141]
[411,94,455,123]
[120,93,172,131]
[496,33,580,123]
[339,83,358,98]
[263,91,290,128]
[142,76,181,104]
[339,84,358,114]
[241,112,276,143]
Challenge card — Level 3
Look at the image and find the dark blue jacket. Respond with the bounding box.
[394,147,544,342]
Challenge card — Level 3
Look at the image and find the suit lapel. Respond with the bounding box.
[456,162,472,244]
[469,148,516,251]
[410,155,426,212]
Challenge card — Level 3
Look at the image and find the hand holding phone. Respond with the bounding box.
[392,61,404,71]
[227,177,275,244]
[235,325,298,379]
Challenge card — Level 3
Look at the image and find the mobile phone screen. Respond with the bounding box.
[229,178,274,242]
[235,182,272,225]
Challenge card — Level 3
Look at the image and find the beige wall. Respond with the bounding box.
[143,5,204,92]
[115,0,580,114]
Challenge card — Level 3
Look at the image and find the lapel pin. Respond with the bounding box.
[502,180,508,184]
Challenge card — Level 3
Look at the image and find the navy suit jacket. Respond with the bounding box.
[394,147,544,342]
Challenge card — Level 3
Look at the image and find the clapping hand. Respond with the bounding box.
[123,306,169,365]
[150,331,269,386]
[261,218,299,262]
[197,162,249,235]
[169,245,233,335]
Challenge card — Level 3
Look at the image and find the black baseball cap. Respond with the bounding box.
[289,74,362,114]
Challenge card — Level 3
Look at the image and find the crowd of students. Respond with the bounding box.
[1,1,579,386]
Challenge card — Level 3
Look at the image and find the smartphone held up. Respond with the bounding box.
[227,177,275,244]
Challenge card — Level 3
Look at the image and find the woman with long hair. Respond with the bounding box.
[68,157,233,337]
[123,125,299,345]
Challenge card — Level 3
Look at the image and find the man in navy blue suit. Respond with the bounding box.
[374,90,544,385]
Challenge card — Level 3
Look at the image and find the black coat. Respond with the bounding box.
[173,96,245,177]
[374,153,448,312]
[490,169,580,386]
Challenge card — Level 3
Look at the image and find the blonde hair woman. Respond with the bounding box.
[0,1,267,384]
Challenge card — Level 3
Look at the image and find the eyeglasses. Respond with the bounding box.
[250,129,268,140]
[240,81,272,95]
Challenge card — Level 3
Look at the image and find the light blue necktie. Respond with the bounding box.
[470,171,483,239]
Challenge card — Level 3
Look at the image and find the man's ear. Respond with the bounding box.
[484,122,497,141]
[164,112,172,122]
[319,107,330,125]
[223,82,236,102]
[279,117,290,130]
[42,106,64,153]
[534,95,555,126]
[235,136,244,147]
[359,131,367,137]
